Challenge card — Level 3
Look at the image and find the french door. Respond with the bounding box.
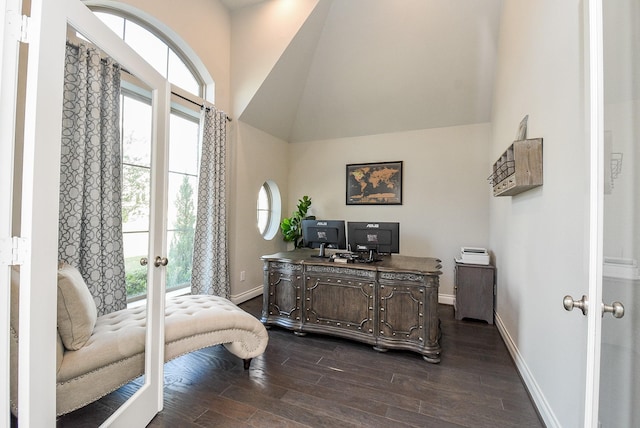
[3,0,171,425]
[568,0,640,426]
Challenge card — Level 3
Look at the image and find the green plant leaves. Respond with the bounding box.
[280,195,312,247]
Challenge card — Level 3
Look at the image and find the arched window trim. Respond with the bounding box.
[83,0,215,103]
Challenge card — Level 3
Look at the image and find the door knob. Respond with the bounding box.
[602,301,624,318]
[154,256,169,267]
[563,295,588,316]
[140,257,148,266]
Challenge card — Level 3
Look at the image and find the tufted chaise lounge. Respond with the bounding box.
[10,264,269,416]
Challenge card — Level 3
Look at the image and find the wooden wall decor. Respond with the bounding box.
[488,138,543,197]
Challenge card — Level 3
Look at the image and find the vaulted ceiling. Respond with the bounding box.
[226,0,503,143]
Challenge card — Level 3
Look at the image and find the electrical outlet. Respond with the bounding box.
[240,270,246,281]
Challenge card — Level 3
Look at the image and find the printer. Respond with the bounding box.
[456,247,490,265]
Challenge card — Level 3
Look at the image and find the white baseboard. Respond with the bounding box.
[230,285,263,305]
[494,311,560,428]
[438,293,455,305]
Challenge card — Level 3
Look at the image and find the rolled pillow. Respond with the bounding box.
[57,263,97,350]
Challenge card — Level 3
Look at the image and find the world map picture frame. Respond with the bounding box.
[346,161,403,205]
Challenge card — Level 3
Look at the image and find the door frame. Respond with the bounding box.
[0,0,22,425]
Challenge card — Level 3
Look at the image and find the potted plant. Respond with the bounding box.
[280,195,313,248]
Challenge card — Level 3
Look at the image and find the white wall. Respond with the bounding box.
[229,122,289,301]
[288,124,492,298]
[230,0,320,119]
[490,1,589,426]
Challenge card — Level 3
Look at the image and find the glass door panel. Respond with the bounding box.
[166,112,199,292]
[600,0,640,425]
[121,95,152,301]
[56,24,153,426]
[61,5,169,425]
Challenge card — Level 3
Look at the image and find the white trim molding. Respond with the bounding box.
[231,284,263,305]
[495,311,560,428]
[438,293,455,306]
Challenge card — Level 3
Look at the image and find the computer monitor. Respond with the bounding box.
[302,219,347,257]
[347,221,400,261]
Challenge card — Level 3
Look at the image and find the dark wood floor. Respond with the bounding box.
[53,298,543,427]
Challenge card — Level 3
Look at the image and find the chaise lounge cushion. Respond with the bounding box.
[56,263,98,350]
[11,264,269,417]
[55,294,269,415]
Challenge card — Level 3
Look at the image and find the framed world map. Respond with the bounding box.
[346,161,403,205]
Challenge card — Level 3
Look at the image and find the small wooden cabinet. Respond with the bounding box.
[454,262,495,324]
[262,249,442,362]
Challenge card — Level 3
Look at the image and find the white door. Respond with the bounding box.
[566,0,640,426]
[12,0,170,425]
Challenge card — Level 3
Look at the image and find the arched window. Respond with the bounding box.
[79,6,213,300]
[91,10,201,94]
[257,181,281,240]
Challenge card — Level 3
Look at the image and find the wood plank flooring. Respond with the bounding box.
[52,299,543,427]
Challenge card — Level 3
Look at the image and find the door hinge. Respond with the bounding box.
[0,237,29,266]
[6,12,29,43]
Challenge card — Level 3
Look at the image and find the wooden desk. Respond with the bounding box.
[261,249,442,363]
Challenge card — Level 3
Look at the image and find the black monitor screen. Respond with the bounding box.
[347,222,400,254]
[302,219,347,250]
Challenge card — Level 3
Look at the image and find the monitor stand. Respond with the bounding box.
[362,249,382,263]
[311,243,329,258]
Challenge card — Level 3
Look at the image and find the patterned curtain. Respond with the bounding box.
[191,108,229,298]
[58,42,126,315]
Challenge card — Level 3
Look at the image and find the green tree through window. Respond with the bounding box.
[121,128,151,299]
[167,176,196,289]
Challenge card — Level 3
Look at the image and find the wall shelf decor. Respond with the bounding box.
[488,138,543,197]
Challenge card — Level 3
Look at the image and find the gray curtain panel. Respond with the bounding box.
[58,42,126,316]
[191,108,229,298]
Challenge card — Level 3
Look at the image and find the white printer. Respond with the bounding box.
[456,247,490,265]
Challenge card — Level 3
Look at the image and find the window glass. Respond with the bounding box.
[123,20,168,78]
[166,172,198,291]
[169,113,199,175]
[122,231,149,299]
[122,96,152,167]
[257,181,281,240]
[168,49,199,94]
[120,94,152,300]
[257,184,270,235]
[94,11,124,38]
